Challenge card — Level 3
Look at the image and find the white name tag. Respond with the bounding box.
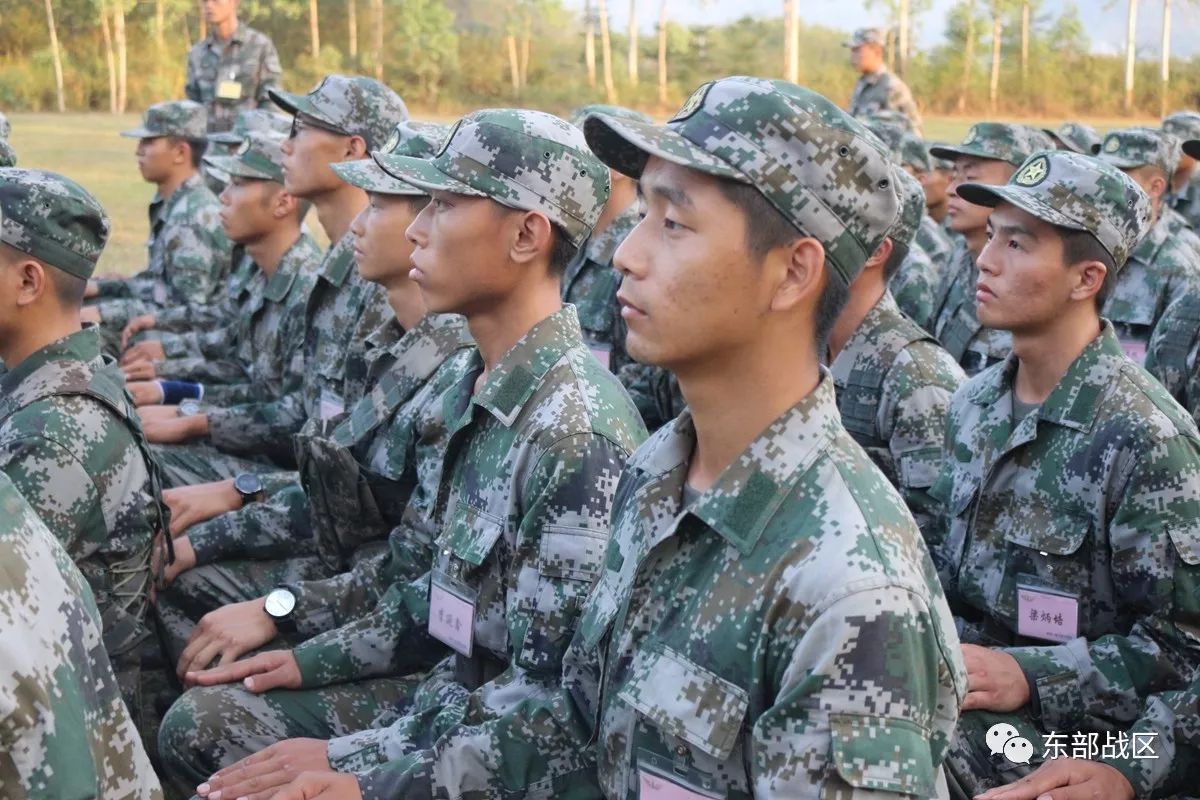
[638,768,721,800]
[1017,585,1080,643]
[429,571,475,657]
[318,389,345,422]
[590,345,612,370]
[216,79,244,100]
[1119,337,1148,365]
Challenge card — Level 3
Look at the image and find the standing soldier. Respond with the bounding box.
[846,27,923,135]
[186,0,283,134]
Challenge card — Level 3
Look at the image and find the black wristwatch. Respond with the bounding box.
[233,472,264,506]
[263,586,297,634]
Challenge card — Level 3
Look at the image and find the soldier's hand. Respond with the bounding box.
[177,598,280,682]
[140,407,208,443]
[975,757,1134,800]
[185,648,302,693]
[121,314,158,349]
[80,306,102,324]
[127,380,165,405]
[122,361,159,381]
[149,532,196,601]
[268,772,362,800]
[197,738,332,800]
[122,340,166,365]
[962,643,1030,712]
[164,479,240,536]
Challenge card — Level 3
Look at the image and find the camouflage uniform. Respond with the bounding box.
[1041,121,1101,155]
[928,124,1056,376]
[202,108,292,201]
[1146,291,1200,425]
[1095,127,1200,364]
[933,150,1200,797]
[0,139,15,168]
[0,168,168,736]
[185,22,282,133]
[0,473,162,799]
[0,110,10,139]
[92,101,233,333]
[1164,112,1200,232]
[157,109,648,794]
[888,166,947,330]
[845,29,923,134]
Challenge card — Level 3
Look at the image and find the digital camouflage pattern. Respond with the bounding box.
[0,139,15,168]
[1165,113,1200,230]
[887,167,948,326]
[0,473,162,800]
[270,74,410,151]
[831,291,965,537]
[930,237,1013,376]
[930,122,1056,168]
[185,23,282,133]
[1042,121,1101,155]
[898,131,933,172]
[887,164,925,247]
[0,167,110,280]
[859,112,908,153]
[158,306,647,787]
[848,66,924,134]
[1096,126,1182,176]
[330,120,449,196]
[1146,291,1200,425]
[92,172,233,330]
[0,110,9,139]
[916,212,955,268]
[376,108,611,248]
[120,99,208,141]
[206,107,292,146]
[929,323,1200,797]
[0,327,164,730]
[202,128,287,182]
[149,246,259,351]
[583,76,901,287]
[561,204,638,367]
[568,103,652,129]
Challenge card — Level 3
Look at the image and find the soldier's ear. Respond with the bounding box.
[1071,259,1108,303]
[769,236,825,313]
[509,210,554,269]
[9,256,49,309]
[345,136,369,161]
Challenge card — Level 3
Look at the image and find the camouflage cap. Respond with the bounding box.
[1163,111,1200,143]
[582,76,900,286]
[332,120,448,196]
[859,114,907,153]
[929,123,1055,167]
[270,74,409,151]
[1095,126,1180,176]
[1042,122,1101,155]
[375,108,609,248]
[861,109,914,133]
[889,166,925,248]
[121,99,207,140]
[898,133,933,173]
[208,109,292,146]
[203,130,287,183]
[0,140,15,169]
[845,27,886,47]
[957,150,1151,268]
[0,111,10,140]
[0,168,110,280]
[568,104,652,130]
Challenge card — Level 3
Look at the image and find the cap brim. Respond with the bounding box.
[120,127,159,139]
[207,132,244,145]
[957,182,1087,233]
[332,158,428,195]
[268,88,310,118]
[1183,139,1200,160]
[1095,153,1147,169]
[372,153,485,197]
[203,154,279,181]
[582,114,743,181]
[927,143,1005,162]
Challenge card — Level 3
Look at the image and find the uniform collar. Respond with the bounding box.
[0,327,102,397]
[585,205,640,265]
[830,290,903,384]
[319,232,357,287]
[206,22,246,47]
[862,65,889,85]
[263,233,317,302]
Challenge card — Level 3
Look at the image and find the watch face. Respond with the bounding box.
[264,588,296,618]
[178,399,200,417]
[235,472,261,496]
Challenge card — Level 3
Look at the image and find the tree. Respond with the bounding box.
[1020,0,1031,85]
[1160,0,1170,116]
[114,0,127,112]
[98,0,118,113]
[348,0,358,63]
[628,0,638,85]
[783,0,799,82]
[584,0,597,86]
[598,0,617,101]
[1124,0,1138,111]
[308,0,320,58]
[372,0,383,80]
[657,0,668,105]
[988,0,1004,112]
[957,0,978,112]
[42,0,65,111]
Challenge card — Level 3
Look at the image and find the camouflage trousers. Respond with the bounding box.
[152,442,274,488]
[942,709,1043,799]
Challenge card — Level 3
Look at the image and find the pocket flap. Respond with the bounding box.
[898,446,943,490]
[617,645,748,762]
[1168,524,1200,566]
[539,526,607,582]
[440,502,505,566]
[1002,504,1090,556]
[830,713,936,796]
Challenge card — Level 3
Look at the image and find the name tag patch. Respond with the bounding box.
[429,570,475,657]
[216,79,244,101]
[1017,585,1079,643]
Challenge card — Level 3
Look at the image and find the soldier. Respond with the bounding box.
[0,139,15,169]
[928,149,1200,799]
[261,76,964,800]
[83,100,233,352]
[0,472,162,799]
[1093,126,1200,364]
[155,108,647,799]
[1164,110,1200,230]
[133,76,407,485]
[928,123,1055,375]
[898,132,956,265]
[0,110,10,139]
[202,107,292,195]
[0,168,167,736]
[1041,121,1101,155]
[186,0,282,133]
[1146,290,1200,425]
[846,27,923,134]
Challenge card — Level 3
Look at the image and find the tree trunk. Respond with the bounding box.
[1124,0,1138,112]
[598,0,617,102]
[1160,0,1170,117]
[1020,1,1029,86]
[783,0,793,80]
[657,0,668,106]
[585,0,597,87]
[886,26,895,71]
[155,0,165,66]
[99,0,118,113]
[899,0,910,76]
[43,0,66,111]
[309,0,321,58]
[372,0,383,80]
[788,0,800,82]
[520,20,532,89]
[957,0,976,112]
[348,0,358,61]
[989,11,1002,113]
[507,34,521,95]
[628,0,638,85]
[115,0,127,112]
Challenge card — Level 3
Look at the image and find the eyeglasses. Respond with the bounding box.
[289,113,351,140]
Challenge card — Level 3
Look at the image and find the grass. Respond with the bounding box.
[6,110,1162,274]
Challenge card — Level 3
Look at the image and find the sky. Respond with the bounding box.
[568,0,1200,59]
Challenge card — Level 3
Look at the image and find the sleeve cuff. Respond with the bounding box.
[327,729,388,773]
[1005,644,1087,733]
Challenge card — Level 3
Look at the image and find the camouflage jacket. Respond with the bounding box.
[562,205,637,370]
[830,291,965,537]
[1169,174,1200,232]
[204,232,393,465]
[929,323,1200,795]
[154,248,258,349]
[0,475,162,800]
[354,373,965,800]
[94,174,233,328]
[930,237,1013,376]
[185,23,282,132]
[0,327,163,665]
[1146,292,1200,425]
[616,361,686,434]
[889,239,942,332]
[848,66,923,134]
[1103,212,1200,365]
[916,212,955,268]
[154,234,322,406]
[287,307,647,770]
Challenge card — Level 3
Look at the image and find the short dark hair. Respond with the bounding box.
[549,223,579,276]
[715,176,852,354]
[0,242,87,308]
[169,136,208,168]
[1059,225,1116,308]
[883,240,909,282]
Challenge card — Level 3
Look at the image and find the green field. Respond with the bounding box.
[5,111,1160,274]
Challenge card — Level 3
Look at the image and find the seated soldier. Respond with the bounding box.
[133,75,408,487]
[1041,121,1101,155]
[0,472,162,799]
[1146,292,1200,426]
[929,124,1056,376]
[1164,111,1200,231]
[82,100,233,354]
[155,108,646,800]
[1093,127,1200,365]
[888,161,951,329]
[0,139,15,168]
[930,149,1200,798]
[0,168,167,737]
[898,132,956,266]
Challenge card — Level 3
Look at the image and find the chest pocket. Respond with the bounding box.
[437,504,507,659]
[938,303,982,361]
[830,714,937,797]
[999,503,1095,636]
